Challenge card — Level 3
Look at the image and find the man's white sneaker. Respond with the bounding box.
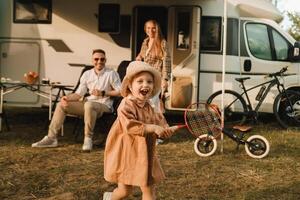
[103,192,112,200]
[82,137,93,152]
[32,136,58,148]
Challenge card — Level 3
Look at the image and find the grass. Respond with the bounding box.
[0,107,300,199]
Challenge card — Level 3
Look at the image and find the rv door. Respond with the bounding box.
[241,20,293,74]
[166,6,201,110]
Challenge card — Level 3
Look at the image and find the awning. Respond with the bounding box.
[228,0,283,22]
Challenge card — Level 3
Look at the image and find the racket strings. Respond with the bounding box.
[206,108,222,138]
[186,106,221,137]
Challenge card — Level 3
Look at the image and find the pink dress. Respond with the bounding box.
[104,95,169,186]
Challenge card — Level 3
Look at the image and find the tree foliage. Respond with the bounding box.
[287,12,300,41]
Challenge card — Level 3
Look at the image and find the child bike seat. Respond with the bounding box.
[232,125,252,132]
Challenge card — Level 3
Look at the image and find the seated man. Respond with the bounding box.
[32,49,121,151]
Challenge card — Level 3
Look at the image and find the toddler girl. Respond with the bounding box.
[103,61,175,200]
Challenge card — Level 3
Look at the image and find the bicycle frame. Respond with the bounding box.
[212,126,255,147]
[221,128,246,144]
[238,75,285,113]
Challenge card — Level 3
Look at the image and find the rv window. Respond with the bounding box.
[246,23,290,61]
[272,30,289,60]
[98,4,120,33]
[176,12,190,50]
[200,17,222,52]
[13,0,52,24]
[246,23,272,60]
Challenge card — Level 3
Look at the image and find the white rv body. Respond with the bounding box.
[1,0,299,113]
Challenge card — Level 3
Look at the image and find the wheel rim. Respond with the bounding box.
[196,138,215,154]
[278,93,300,127]
[248,138,267,156]
[208,91,247,127]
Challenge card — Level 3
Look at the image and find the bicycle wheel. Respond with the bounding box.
[245,135,270,159]
[193,134,217,157]
[207,90,248,126]
[273,90,300,128]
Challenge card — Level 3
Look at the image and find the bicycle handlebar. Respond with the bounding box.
[267,66,288,78]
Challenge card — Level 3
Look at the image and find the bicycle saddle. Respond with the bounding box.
[232,125,252,132]
[235,77,250,83]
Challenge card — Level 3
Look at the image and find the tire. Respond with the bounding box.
[245,135,270,159]
[273,90,300,129]
[207,90,248,127]
[194,134,217,157]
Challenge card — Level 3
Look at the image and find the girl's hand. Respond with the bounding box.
[145,124,175,139]
[161,127,175,139]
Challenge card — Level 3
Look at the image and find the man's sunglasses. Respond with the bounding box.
[94,58,106,62]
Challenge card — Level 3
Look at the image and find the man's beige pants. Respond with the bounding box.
[48,101,110,139]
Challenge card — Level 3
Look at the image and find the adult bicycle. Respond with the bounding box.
[206,67,300,128]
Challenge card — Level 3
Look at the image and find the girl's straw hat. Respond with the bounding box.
[121,61,161,98]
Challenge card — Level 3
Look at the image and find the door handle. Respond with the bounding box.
[244,59,251,72]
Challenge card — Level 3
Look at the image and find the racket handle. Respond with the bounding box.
[168,125,186,131]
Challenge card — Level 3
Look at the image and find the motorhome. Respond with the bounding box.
[1,0,300,113]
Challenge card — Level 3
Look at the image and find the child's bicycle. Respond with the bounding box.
[172,103,270,159]
[194,124,270,159]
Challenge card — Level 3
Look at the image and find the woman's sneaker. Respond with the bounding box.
[32,136,58,148]
[103,192,112,200]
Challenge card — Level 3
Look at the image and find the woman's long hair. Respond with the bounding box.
[144,20,164,58]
